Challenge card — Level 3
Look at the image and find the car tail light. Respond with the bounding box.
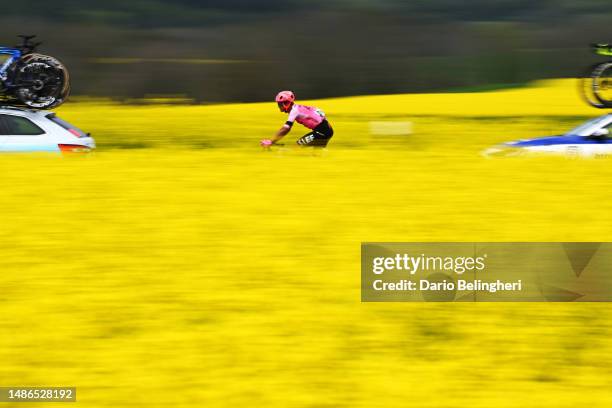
[58,144,92,153]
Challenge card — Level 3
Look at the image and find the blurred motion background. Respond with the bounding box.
[0,0,611,102]
[1,2,612,408]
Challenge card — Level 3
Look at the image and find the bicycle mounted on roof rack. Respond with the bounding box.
[0,35,70,109]
[579,43,612,109]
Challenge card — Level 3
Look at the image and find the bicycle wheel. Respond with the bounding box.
[579,64,606,108]
[14,54,70,109]
[592,61,612,108]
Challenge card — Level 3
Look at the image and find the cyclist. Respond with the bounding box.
[261,91,334,147]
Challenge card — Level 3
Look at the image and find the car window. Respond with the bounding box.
[0,114,45,136]
[602,122,612,137]
[566,116,611,136]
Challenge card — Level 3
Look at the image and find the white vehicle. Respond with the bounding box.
[484,114,612,158]
[0,106,95,152]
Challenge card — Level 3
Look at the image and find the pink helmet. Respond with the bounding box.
[275,90,295,112]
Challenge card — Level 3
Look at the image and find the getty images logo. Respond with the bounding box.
[372,253,487,275]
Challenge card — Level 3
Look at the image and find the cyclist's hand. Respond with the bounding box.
[260,139,273,148]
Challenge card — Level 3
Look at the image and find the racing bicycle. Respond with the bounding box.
[0,35,70,109]
[580,43,612,109]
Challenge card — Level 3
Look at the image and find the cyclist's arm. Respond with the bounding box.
[271,121,293,143]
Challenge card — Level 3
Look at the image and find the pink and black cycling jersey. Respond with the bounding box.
[286,104,325,130]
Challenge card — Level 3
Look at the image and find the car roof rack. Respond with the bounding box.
[0,105,27,110]
[0,105,46,113]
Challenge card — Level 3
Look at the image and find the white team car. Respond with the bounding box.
[0,106,95,152]
[484,114,612,158]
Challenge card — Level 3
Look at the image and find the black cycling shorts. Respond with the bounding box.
[296,120,334,147]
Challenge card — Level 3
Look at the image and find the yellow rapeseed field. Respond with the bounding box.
[1,79,611,407]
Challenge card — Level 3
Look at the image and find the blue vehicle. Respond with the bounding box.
[0,35,70,109]
[484,114,612,158]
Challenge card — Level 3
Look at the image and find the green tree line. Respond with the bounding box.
[0,1,609,101]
